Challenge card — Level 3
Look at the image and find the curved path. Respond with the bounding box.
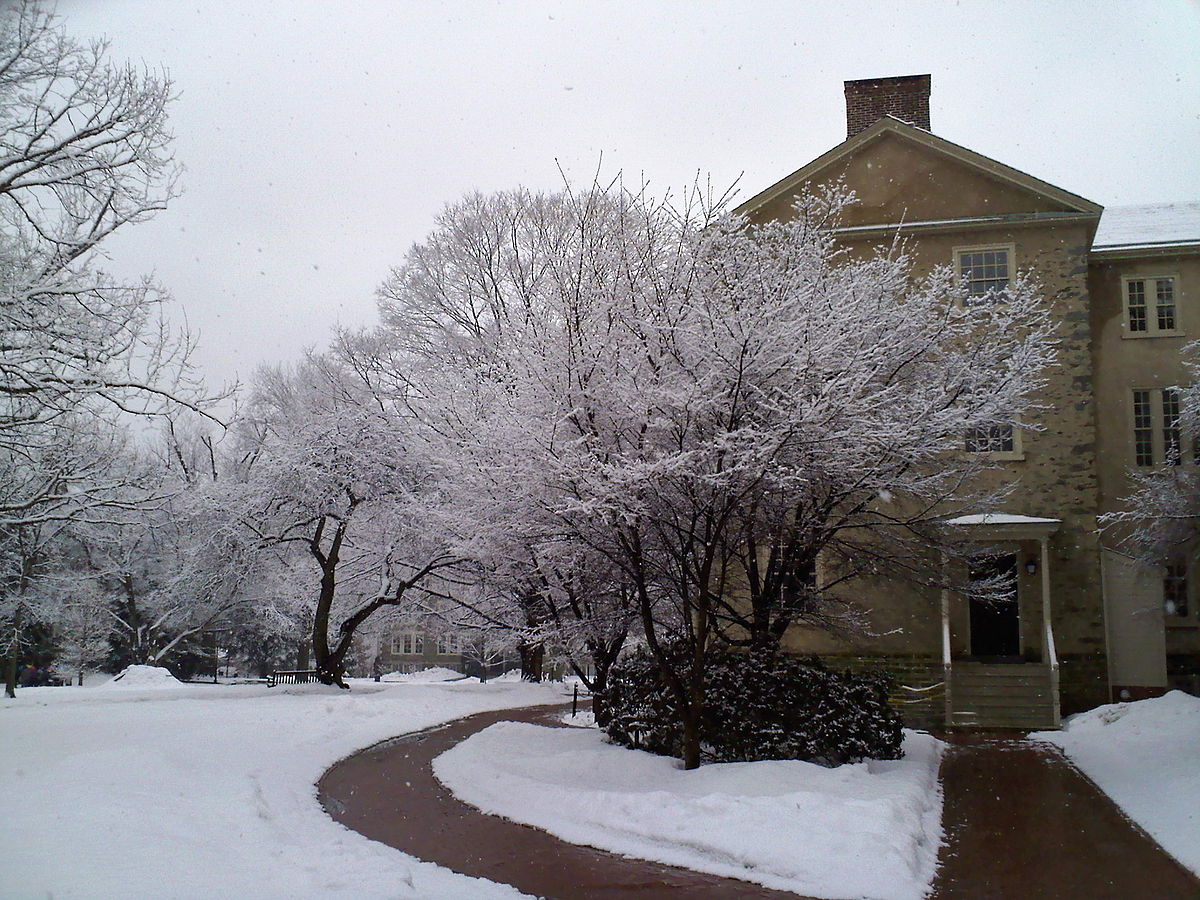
[318,703,810,899]
[319,706,1200,900]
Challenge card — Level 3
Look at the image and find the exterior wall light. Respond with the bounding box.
[1025,559,1038,575]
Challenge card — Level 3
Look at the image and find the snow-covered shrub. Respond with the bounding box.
[602,646,903,765]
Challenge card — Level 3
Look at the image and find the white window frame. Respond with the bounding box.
[390,632,424,655]
[953,243,1016,305]
[1131,387,1189,467]
[964,422,1025,461]
[1163,560,1192,621]
[436,634,460,655]
[1122,274,1182,338]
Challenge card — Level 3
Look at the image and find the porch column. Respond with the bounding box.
[941,552,952,725]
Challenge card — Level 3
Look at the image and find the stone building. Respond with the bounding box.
[736,74,1200,728]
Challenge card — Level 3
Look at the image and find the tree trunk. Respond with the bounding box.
[5,606,22,699]
[680,708,702,770]
[518,640,544,682]
[310,521,349,689]
[295,641,309,671]
[4,644,17,699]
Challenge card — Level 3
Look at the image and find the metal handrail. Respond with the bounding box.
[1044,618,1058,670]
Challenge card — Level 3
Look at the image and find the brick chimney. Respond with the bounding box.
[844,74,931,138]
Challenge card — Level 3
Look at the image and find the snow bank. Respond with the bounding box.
[434,722,944,900]
[380,666,473,683]
[96,664,184,689]
[1032,690,1200,877]
[1,680,566,898]
[558,709,596,728]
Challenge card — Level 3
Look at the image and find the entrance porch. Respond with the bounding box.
[941,514,1063,729]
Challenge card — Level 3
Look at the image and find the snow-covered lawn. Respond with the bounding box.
[1032,690,1200,877]
[434,721,945,900]
[1,668,565,899]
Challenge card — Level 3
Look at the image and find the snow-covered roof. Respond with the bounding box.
[945,513,1061,527]
[1093,202,1200,252]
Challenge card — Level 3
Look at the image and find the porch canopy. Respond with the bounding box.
[943,512,1061,542]
[940,512,1063,666]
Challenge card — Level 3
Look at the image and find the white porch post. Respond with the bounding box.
[941,552,952,726]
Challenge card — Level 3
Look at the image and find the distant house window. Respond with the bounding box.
[956,246,1012,302]
[436,634,460,655]
[1124,276,1179,336]
[1133,388,1187,466]
[1164,563,1189,617]
[391,633,424,655]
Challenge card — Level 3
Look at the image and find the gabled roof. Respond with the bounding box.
[735,115,1102,219]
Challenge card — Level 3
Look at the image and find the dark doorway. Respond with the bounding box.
[968,553,1021,659]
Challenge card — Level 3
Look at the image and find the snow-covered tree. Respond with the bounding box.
[235,351,459,687]
[381,180,1057,767]
[0,2,211,436]
[0,3,218,692]
[49,593,111,686]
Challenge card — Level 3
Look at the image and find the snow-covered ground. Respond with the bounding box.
[1,669,566,899]
[1032,690,1200,877]
[434,721,945,900]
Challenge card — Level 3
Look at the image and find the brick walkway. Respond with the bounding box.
[930,734,1199,899]
[318,704,806,898]
[319,707,1200,899]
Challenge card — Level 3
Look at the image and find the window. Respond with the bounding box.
[1164,563,1189,618]
[1133,390,1154,466]
[1163,388,1182,464]
[956,245,1012,302]
[436,634,460,655]
[1132,388,1188,466]
[964,422,1023,459]
[1124,276,1180,336]
[390,632,424,655]
[965,424,1015,454]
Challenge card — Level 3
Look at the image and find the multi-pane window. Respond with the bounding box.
[1163,564,1189,618]
[957,247,1011,301]
[1127,280,1147,332]
[965,423,1016,454]
[1157,280,1177,330]
[1124,277,1179,335]
[436,634,460,654]
[391,633,424,655]
[1133,390,1154,466]
[1162,388,1181,465]
[1133,388,1189,466]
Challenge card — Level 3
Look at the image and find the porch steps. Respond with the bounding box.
[948,663,1059,730]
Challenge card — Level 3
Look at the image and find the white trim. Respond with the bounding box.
[1120,273,1184,339]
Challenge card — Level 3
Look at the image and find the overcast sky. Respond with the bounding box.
[54,0,1200,393]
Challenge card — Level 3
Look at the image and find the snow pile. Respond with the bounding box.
[558,709,596,728]
[1,680,564,898]
[380,667,472,683]
[97,664,185,689]
[1032,691,1200,876]
[434,722,944,900]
